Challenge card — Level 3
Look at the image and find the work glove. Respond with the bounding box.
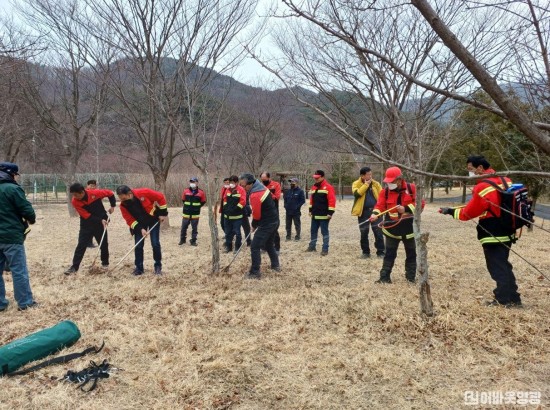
[438,207,453,216]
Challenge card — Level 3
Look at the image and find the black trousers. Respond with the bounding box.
[250,221,279,274]
[482,242,521,304]
[72,223,108,269]
[379,236,416,281]
[358,210,384,255]
[180,218,199,242]
[242,215,252,245]
[285,212,301,238]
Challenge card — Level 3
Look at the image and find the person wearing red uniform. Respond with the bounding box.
[439,155,521,307]
[306,170,336,256]
[64,182,116,275]
[214,177,230,235]
[116,185,168,275]
[223,175,247,253]
[239,173,280,279]
[369,167,423,284]
[179,177,206,246]
[260,172,281,252]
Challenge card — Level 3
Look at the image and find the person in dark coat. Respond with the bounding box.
[283,178,305,241]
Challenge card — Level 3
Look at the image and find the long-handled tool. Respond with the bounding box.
[89,217,110,270]
[367,205,399,222]
[108,222,159,274]
[222,231,252,273]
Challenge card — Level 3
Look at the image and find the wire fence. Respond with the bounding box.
[19,174,127,205]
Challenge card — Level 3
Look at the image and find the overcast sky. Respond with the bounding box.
[0,0,278,86]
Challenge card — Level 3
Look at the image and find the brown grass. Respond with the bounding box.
[1,200,549,409]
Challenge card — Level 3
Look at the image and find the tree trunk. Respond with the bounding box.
[153,173,170,228]
[66,162,78,217]
[414,178,434,316]
[202,171,220,274]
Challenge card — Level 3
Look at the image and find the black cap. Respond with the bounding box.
[313,170,325,177]
[0,162,19,176]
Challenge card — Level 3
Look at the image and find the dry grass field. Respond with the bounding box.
[1,199,549,409]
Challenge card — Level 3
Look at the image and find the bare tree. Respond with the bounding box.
[15,0,110,215]
[226,86,287,174]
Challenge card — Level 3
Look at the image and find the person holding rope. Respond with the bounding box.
[439,155,522,308]
[116,185,168,276]
[239,173,280,279]
[351,166,385,259]
[369,167,423,284]
[64,183,116,275]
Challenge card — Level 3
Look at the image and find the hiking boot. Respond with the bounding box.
[375,279,392,284]
[0,303,8,312]
[87,243,96,249]
[244,271,261,280]
[286,236,291,241]
[224,247,233,254]
[485,299,523,308]
[190,240,197,247]
[178,239,186,245]
[406,278,417,284]
[64,266,78,275]
[320,250,328,256]
[376,252,385,258]
[361,253,371,259]
[132,268,144,276]
[18,301,39,311]
[295,235,300,241]
[154,266,162,275]
[270,266,281,273]
[101,264,109,270]
[305,247,316,252]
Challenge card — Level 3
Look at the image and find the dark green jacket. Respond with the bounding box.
[0,172,36,244]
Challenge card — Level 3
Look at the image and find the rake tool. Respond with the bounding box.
[222,231,252,273]
[108,221,159,274]
[89,217,110,271]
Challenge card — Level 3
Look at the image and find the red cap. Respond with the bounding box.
[383,166,402,183]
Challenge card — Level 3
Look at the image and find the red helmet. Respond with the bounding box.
[383,166,402,183]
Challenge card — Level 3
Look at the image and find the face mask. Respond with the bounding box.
[190,183,197,189]
[387,183,398,190]
[468,171,476,177]
[262,180,269,186]
[224,184,230,188]
[229,183,235,189]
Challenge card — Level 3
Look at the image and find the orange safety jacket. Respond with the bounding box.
[450,169,515,244]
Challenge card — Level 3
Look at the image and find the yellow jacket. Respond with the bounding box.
[351,177,382,217]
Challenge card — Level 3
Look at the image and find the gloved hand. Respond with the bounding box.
[438,207,453,216]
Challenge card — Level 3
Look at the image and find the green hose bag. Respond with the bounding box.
[1,320,81,376]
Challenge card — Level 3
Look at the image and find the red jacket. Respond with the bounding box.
[264,180,281,202]
[372,181,423,220]
[249,180,278,228]
[223,185,246,219]
[71,189,116,223]
[373,181,424,239]
[181,188,206,219]
[309,180,336,219]
[120,188,168,230]
[451,169,514,243]
[218,186,229,214]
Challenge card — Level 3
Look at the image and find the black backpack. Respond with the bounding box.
[482,177,534,231]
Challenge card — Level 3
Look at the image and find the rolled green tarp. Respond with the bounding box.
[1,320,81,376]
